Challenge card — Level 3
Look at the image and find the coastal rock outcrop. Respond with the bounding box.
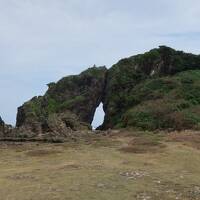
[16,66,107,136]
[0,116,4,135]
[0,116,12,137]
[101,46,200,130]
[16,46,200,135]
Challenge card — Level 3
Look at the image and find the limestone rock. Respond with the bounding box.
[0,116,5,135]
[15,46,200,135]
[16,66,107,136]
[0,116,12,137]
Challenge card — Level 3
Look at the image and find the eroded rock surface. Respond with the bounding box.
[0,116,12,137]
[16,66,107,136]
[15,46,200,136]
[0,116,4,135]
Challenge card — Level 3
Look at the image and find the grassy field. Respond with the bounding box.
[0,130,200,200]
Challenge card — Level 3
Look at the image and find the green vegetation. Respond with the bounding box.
[47,98,59,113]
[17,46,200,132]
[118,70,200,130]
[81,65,107,78]
[46,95,86,114]
[59,95,85,110]
[102,46,200,130]
[22,97,44,120]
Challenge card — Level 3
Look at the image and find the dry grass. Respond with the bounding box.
[26,149,63,157]
[119,134,166,153]
[0,131,200,200]
[166,130,200,150]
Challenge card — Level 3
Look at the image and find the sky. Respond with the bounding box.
[1,0,200,127]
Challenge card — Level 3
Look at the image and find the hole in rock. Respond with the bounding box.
[92,103,105,130]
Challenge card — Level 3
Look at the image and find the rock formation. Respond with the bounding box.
[0,116,5,135]
[15,46,200,136]
[16,66,107,136]
[101,46,200,130]
[0,116,12,137]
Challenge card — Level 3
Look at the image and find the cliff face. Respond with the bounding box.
[16,46,200,135]
[16,66,107,136]
[101,46,200,130]
[45,66,107,124]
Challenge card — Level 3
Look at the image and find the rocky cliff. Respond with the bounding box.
[16,66,107,136]
[101,46,200,130]
[16,46,200,135]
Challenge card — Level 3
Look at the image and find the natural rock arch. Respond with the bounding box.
[15,46,200,136]
[16,66,108,134]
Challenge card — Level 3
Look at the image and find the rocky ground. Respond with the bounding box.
[0,130,200,200]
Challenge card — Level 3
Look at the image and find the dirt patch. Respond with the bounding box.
[119,135,166,154]
[166,131,200,150]
[58,163,81,170]
[26,149,63,157]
